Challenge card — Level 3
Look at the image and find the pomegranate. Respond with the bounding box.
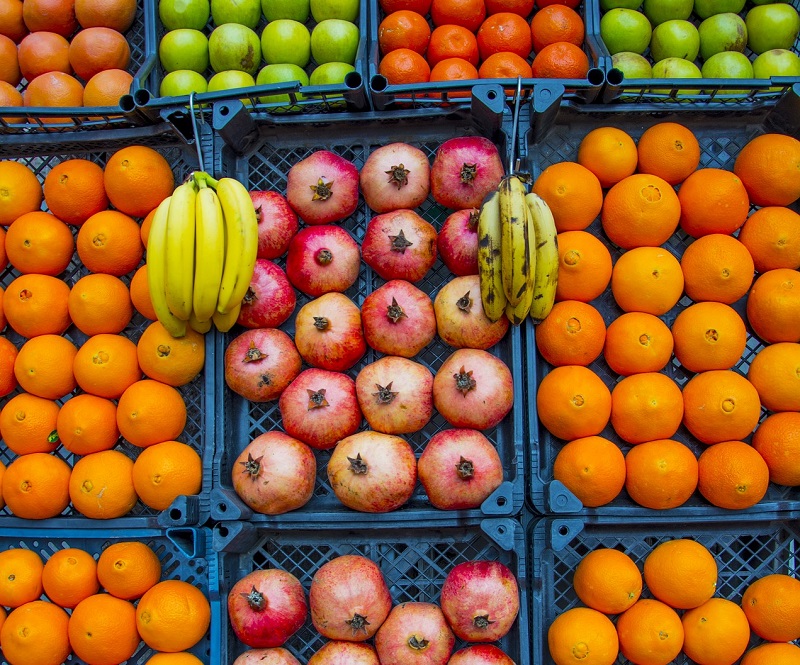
[437,208,480,276]
[440,561,520,642]
[228,568,308,648]
[294,293,366,371]
[430,137,505,210]
[448,645,517,665]
[434,275,509,349]
[232,432,316,515]
[309,554,392,641]
[237,259,296,329]
[285,226,361,297]
[375,602,455,665]
[286,150,359,225]
[433,349,513,430]
[327,430,417,513]
[278,368,362,450]
[233,648,302,665]
[360,142,430,214]
[250,190,298,260]
[355,356,433,435]
[225,329,302,402]
[308,641,381,665]
[361,279,436,357]
[417,429,503,510]
[361,210,437,283]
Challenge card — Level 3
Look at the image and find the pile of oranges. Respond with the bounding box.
[376,0,591,90]
[0,144,206,521]
[533,121,800,511]
[0,540,210,665]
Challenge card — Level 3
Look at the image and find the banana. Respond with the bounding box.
[189,311,213,334]
[212,301,241,333]
[505,200,536,325]
[146,196,187,338]
[499,175,532,308]
[477,190,507,322]
[164,179,197,321]
[192,181,226,322]
[526,192,559,323]
[216,177,258,315]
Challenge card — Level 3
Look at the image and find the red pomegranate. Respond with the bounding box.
[232,648,302,665]
[294,292,366,372]
[286,150,359,225]
[285,225,361,297]
[225,329,302,402]
[375,602,455,665]
[430,137,505,210]
[448,645,517,665]
[434,275,509,349]
[360,142,430,214]
[361,279,436,357]
[437,208,480,276]
[307,641,381,665]
[250,191,298,260]
[361,209,437,283]
[237,259,296,329]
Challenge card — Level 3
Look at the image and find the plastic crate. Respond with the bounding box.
[0,525,214,665]
[523,92,800,517]
[0,124,215,528]
[530,513,800,665]
[208,100,526,525]
[212,518,528,664]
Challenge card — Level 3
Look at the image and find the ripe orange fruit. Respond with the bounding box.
[43,157,108,226]
[73,333,141,399]
[625,438,698,510]
[431,0,486,31]
[741,643,800,665]
[552,435,626,508]
[738,207,800,273]
[68,273,133,335]
[603,312,673,376]
[116,379,187,448]
[611,247,684,316]
[16,31,71,81]
[427,24,480,67]
[379,47,431,85]
[140,208,155,246]
[534,299,606,366]
[486,0,532,15]
[0,336,19,397]
[530,41,589,78]
[145,654,205,665]
[69,593,141,665]
[76,209,143,276]
[616,599,684,665]
[378,10,431,56]
[69,449,138,519]
[13,334,77,400]
[0,33,20,85]
[428,57,478,99]
[572,548,642,614]
[2,452,71,519]
[531,161,602,232]
[536,365,611,440]
[733,133,800,207]
[137,321,205,387]
[577,126,638,188]
[83,68,133,106]
[97,541,161,600]
[74,0,137,31]
[678,168,750,238]
[530,5,583,53]
[0,393,60,455]
[132,440,202,511]
[698,440,770,510]
[41,548,98,608]
[4,211,74,275]
[0,0,27,42]
[136,580,211,652]
[24,71,85,122]
[68,26,130,81]
[681,598,751,665]
[104,145,175,218]
[0,549,44,607]
[0,81,24,123]
[741,573,800,642]
[57,393,119,455]
[21,0,77,35]
[610,372,683,445]
[130,264,156,319]
[477,12,532,59]
[747,342,800,412]
[636,121,700,185]
[0,600,70,665]
[3,273,71,338]
[477,51,533,78]
[554,230,612,302]
[752,412,800,486]
[548,607,618,665]
[643,539,717,610]
[680,234,754,304]
[0,161,43,226]
[381,0,432,13]
[746,268,800,344]
[671,302,747,373]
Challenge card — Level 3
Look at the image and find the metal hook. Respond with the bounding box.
[509,76,523,175]
[188,91,205,173]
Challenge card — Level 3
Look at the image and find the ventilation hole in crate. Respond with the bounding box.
[496,496,507,507]
[557,524,570,537]
[217,502,228,513]
[219,105,231,117]
[218,525,229,538]
[169,508,183,521]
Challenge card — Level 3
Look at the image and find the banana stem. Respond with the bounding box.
[193,171,219,190]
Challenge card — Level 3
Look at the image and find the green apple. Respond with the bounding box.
[746,3,800,54]
[211,0,261,29]
[261,19,311,67]
[650,20,700,62]
[160,69,208,96]
[698,13,747,61]
[643,0,692,26]
[311,19,359,65]
[159,0,209,30]
[208,70,256,104]
[159,29,209,73]
[255,63,308,104]
[600,8,653,54]
[751,0,793,4]
[600,0,643,9]
[310,61,355,85]
[209,23,262,75]
[753,48,800,90]
[262,0,309,22]
[611,51,653,78]
[652,56,702,94]
[310,0,358,22]
[702,50,753,94]
[693,0,746,20]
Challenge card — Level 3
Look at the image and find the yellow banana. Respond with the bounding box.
[165,179,197,321]
[189,311,213,334]
[216,177,258,315]
[477,190,507,322]
[192,181,226,322]
[146,196,187,338]
[212,301,241,332]
[526,192,559,323]
[505,200,536,325]
[499,175,531,308]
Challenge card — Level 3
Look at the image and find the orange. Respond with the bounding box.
[145,654,205,664]
[140,207,156,246]
[680,234,754,304]
[671,302,747,373]
[0,161,43,226]
[97,541,161,600]
[0,0,27,42]
[21,0,77,36]
[603,312,673,376]
[741,573,800,642]
[83,68,133,106]
[738,206,800,272]
[746,268,800,344]
[69,449,138,519]
[137,580,211,652]
[682,370,761,444]
[16,31,71,82]
[530,41,589,78]
[0,600,70,665]
[572,548,642,614]
[531,161,603,232]
[69,273,133,335]
[74,0,137,31]
[14,334,77,399]
[554,230,612,302]
[69,593,141,665]
[0,286,5,330]
[478,51,533,79]
[601,173,680,249]
[611,247,684,316]
[130,264,157,320]
[534,299,606,366]
[681,598,751,665]
[577,126,638,188]
[530,5,584,53]
[0,549,44,607]
[379,47,432,85]
[3,273,71,337]
[616,599,684,665]
[610,372,683,445]
[536,365,611,441]
[0,33,20,85]
[73,333,141,399]
[68,26,130,81]
[643,539,717,610]
[0,606,5,633]
[477,12,532,60]
[733,133,800,207]
[57,393,120,455]
[747,342,800,412]
[2,453,71,519]
[116,379,187,447]
[137,320,205,387]
[427,24,480,67]
[0,392,60,455]
[698,440,770,509]
[380,0,432,14]
[740,643,800,665]
[625,438,698,510]
[552,435,626,508]
[4,211,74,276]
[752,412,800,486]
[678,168,750,238]
[41,548,99,608]
[636,121,700,185]
[104,145,175,218]
[428,58,479,101]
[24,71,85,122]
[0,336,18,397]
[486,0,532,15]
[0,81,24,123]
[431,0,486,31]
[76,209,144,276]
[132,440,202,511]
[378,10,431,56]
[547,607,618,665]
[43,157,108,226]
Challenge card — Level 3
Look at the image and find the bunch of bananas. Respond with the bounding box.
[147,172,258,338]
[478,174,559,326]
